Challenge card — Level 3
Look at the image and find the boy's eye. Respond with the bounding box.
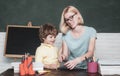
[49,35,54,38]
[50,36,53,38]
[48,34,56,39]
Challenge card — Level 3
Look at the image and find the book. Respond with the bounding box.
[98,59,120,75]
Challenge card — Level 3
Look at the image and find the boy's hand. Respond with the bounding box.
[50,64,58,69]
[44,64,58,69]
[58,54,66,62]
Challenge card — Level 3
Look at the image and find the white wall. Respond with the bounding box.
[0,32,14,73]
[1,32,120,63]
[0,32,7,62]
[0,32,17,63]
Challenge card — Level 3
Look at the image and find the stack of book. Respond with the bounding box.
[98,59,120,75]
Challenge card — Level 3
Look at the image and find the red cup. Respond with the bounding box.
[27,56,35,75]
[87,62,98,73]
[19,63,25,76]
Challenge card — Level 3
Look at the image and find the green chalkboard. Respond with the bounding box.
[0,0,120,32]
[4,25,41,58]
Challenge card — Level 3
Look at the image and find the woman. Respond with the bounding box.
[58,6,97,70]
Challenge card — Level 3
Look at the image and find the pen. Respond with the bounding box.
[85,56,89,63]
[96,58,99,62]
[92,57,99,62]
[93,57,96,62]
[28,60,32,68]
[89,57,93,62]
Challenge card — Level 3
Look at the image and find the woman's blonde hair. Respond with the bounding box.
[59,6,84,34]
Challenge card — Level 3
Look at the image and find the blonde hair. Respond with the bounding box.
[59,6,84,34]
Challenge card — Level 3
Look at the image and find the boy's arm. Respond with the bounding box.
[35,48,43,62]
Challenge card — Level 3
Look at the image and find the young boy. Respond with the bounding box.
[35,23,60,70]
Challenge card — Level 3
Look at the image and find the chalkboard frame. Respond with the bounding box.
[4,25,41,58]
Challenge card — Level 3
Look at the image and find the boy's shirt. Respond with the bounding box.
[35,43,59,66]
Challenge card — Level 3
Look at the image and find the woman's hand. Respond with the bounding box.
[64,58,81,70]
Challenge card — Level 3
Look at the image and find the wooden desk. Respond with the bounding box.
[0,69,102,76]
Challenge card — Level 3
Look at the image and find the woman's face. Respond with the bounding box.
[64,12,78,29]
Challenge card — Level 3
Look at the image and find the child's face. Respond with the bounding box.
[43,34,56,45]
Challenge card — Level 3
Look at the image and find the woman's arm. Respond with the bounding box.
[64,37,96,70]
[79,37,96,61]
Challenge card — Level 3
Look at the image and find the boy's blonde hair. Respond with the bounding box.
[59,6,84,34]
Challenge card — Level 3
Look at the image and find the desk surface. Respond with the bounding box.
[0,69,102,76]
